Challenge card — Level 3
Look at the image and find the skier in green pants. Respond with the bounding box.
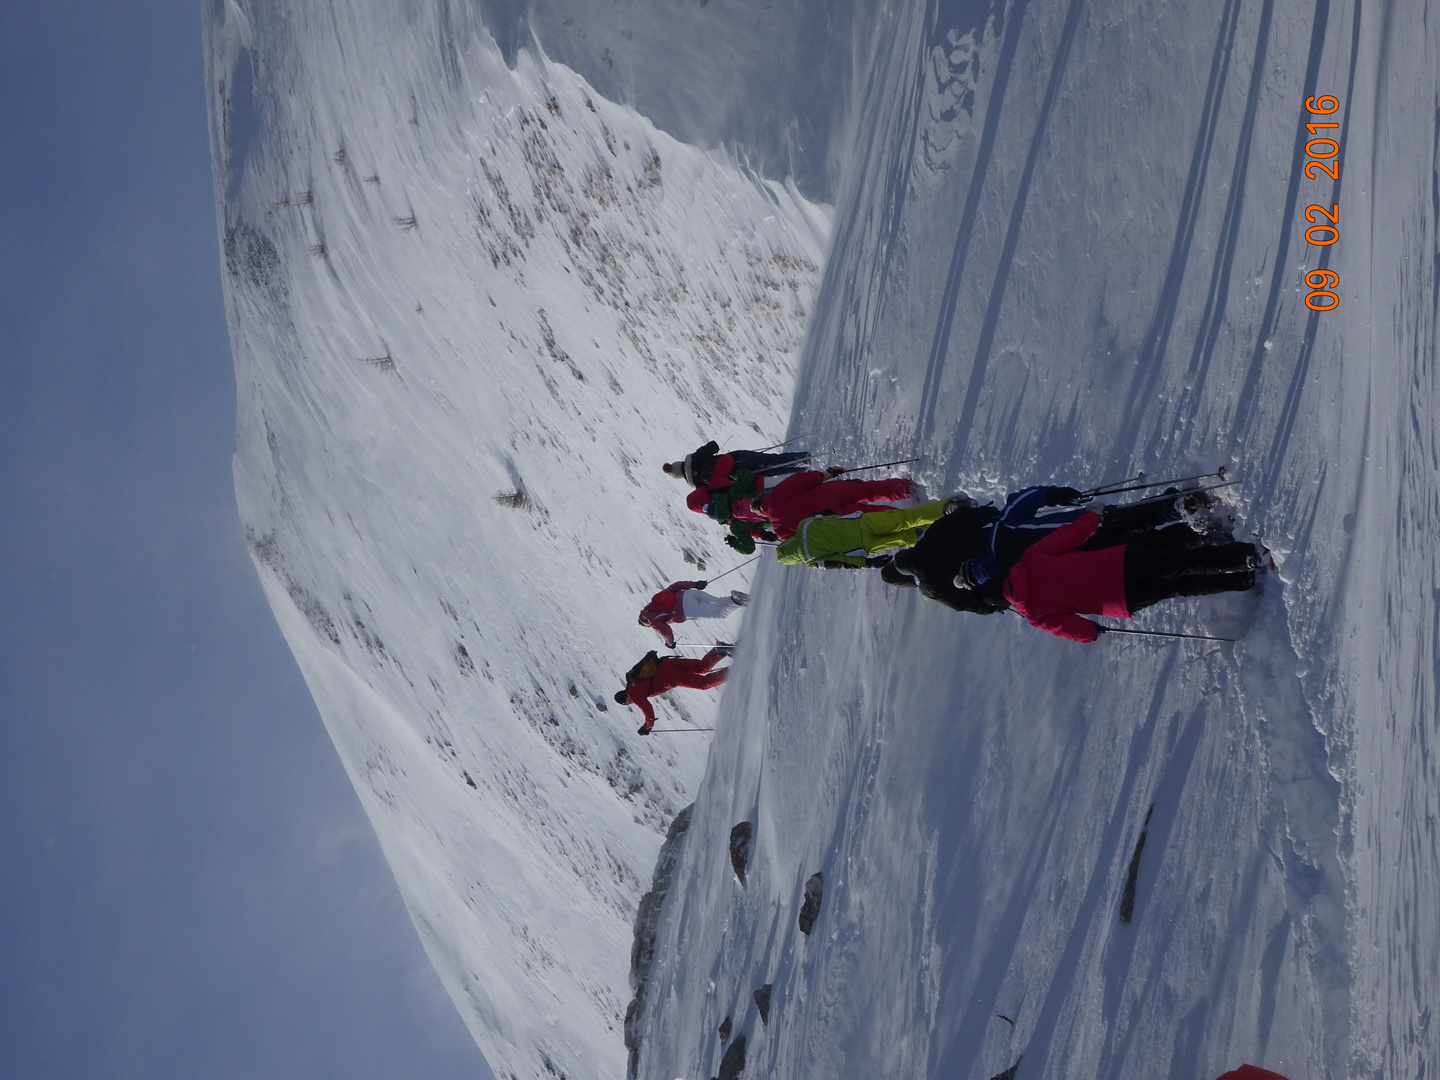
[775,500,955,568]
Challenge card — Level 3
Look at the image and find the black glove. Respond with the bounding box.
[714,642,735,657]
[1094,625,1108,635]
[825,465,847,477]
[637,726,651,736]
[695,580,708,589]
[1048,486,1085,506]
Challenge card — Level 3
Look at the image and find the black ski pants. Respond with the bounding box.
[1123,542,1256,612]
[1090,500,1207,550]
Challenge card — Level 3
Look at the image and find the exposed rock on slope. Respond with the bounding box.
[623,805,693,1080]
[728,821,753,885]
[797,872,824,935]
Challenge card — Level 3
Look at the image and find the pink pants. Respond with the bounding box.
[764,477,911,539]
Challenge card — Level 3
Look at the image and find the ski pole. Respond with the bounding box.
[647,727,716,733]
[672,642,735,648]
[1121,478,1239,507]
[1086,466,1227,499]
[753,454,813,476]
[1081,472,1146,497]
[706,555,760,583]
[838,456,922,474]
[1102,626,1236,642]
[1088,473,1220,498]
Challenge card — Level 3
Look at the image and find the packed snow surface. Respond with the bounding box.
[631,2,1440,1080]
[204,2,828,1078]
[206,0,1440,1078]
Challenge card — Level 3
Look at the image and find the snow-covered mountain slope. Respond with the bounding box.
[518,0,872,200]
[202,2,828,1077]
[632,1,1439,1079]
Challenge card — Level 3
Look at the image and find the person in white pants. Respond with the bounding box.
[681,589,742,620]
[637,579,749,647]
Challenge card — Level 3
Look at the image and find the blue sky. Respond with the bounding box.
[0,3,494,1076]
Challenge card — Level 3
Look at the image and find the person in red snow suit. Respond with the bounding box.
[637,579,745,647]
[616,648,731,734]
[761,471,912,538]
[684,452,804,528]
[1215,1068,1290,1080]
[726,470,911,549]
[1003,511,1260,643]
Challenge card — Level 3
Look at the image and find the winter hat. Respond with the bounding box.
[614,690,629,705]
[661,461,688,480]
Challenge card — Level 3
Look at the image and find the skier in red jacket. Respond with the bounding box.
[689,461,913,552]
[683,454,808,522]
[1002,511,1260,642]
[616,647,732,734]
[637,579,747,647]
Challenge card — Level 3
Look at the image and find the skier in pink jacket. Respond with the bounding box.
[1215,1068,1290,1080]
[1001,511,1260,642]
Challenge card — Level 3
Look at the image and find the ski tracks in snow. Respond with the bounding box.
[634,0,1419,1070]
[1233,575,1353,1076]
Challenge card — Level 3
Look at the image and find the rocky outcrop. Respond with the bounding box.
[728,822,754,885]
[624,805,694,1080]
[798,872,824,935]
[716,1035,747,1080]
[752,984,772,1026]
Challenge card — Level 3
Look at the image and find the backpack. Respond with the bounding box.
[625,651,661,684]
